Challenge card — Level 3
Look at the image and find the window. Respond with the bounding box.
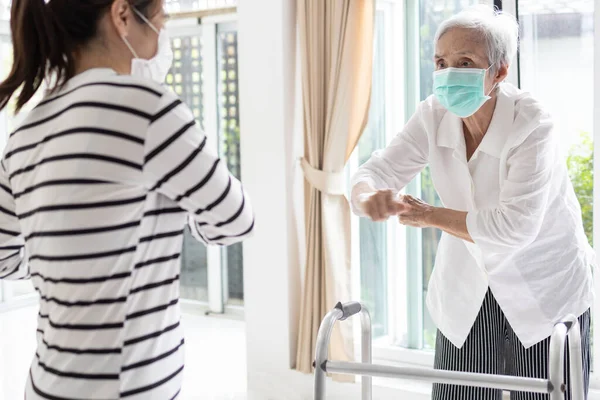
[348,0,406,347]
[353,0,495,355]
[166,31,210,304]
[518,0,594,245]
[356,8,390,339]
[416,0,492,350]
[216,24,244,304]
[166,15,243,313]
[517,0,595,371]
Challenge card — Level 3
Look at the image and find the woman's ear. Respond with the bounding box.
[494,63,509,84]
[110,0,134,38]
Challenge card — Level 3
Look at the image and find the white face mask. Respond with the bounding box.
[122,8,173,83]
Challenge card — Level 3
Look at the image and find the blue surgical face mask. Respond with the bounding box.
[433,66,497,118]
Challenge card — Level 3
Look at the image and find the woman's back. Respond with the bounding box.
[0,68,254,399]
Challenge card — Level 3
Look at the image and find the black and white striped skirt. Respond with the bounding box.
[432,290,590,400]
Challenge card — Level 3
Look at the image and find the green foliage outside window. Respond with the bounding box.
[567,132,593,246]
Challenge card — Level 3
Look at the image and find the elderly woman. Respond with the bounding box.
[351,5,594,400]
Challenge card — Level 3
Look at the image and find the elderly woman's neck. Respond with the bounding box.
[462,94,498,143]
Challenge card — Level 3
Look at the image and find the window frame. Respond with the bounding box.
[348,0,426,365]
[166,12,242,317]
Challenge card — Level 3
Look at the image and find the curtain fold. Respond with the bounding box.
[295,0,375,376]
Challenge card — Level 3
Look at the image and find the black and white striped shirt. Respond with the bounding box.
[0,68,254,399]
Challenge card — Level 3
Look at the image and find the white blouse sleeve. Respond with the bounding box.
[466,117,555,253]
[350,103,429,215]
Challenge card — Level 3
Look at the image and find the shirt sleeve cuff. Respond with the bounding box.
[348,176,379,217]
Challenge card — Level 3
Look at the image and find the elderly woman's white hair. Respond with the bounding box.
[434,5,519,74]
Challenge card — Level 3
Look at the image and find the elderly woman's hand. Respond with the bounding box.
[397,195,435,228]
[358,189,405,222]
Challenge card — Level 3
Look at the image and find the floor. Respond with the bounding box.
[0,302,247,400]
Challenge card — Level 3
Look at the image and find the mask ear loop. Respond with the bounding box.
[484,64,500,97]
[122,7,160,59]
[131,7,160,35]
[122,35,139,58]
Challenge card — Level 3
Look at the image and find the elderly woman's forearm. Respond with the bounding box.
[428,207,474,243]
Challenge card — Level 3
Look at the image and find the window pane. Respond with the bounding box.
[417,0,489,349]
[519,1,594,246]
[167,35,205,130]
[166,33,209,302]
[357,10,388,339]
[180,226,209,302]
[216,25,244,305]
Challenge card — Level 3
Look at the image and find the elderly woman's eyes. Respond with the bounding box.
[436,60,446,69]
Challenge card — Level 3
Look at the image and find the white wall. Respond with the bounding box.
[237,0,304,397]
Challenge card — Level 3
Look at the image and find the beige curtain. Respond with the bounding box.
[295,0,375,375]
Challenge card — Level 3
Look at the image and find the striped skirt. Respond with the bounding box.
[432,290,590,400]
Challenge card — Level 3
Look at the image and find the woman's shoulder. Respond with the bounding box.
[500,83,555,153]
[87,73,174,104]
[4,71,185,154]
[501,82,551,123]
[47,71,185,119]
[31,70,175,117]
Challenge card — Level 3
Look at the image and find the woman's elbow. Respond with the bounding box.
[475,209,542,252]
[215,212,255,246]
[499,216,542,251]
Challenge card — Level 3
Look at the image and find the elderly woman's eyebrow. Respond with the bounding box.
[435,51,481,60]
[455,51,479,57]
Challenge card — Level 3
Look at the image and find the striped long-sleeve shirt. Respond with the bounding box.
[0,68,254,399]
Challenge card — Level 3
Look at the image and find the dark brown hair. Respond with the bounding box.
[0,0,158,112]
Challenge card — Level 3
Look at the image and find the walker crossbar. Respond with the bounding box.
[313,302,584,400]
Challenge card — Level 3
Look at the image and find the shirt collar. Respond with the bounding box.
[477,85,515,158]
[60,68,118,92]
[436,108,464,151]
[436,83,515,159]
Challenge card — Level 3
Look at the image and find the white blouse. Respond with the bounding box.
[351,82,594,349]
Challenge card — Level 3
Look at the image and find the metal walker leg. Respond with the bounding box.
[314,302,585,400]
[314,302,372,400]
[548,315,585,400]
